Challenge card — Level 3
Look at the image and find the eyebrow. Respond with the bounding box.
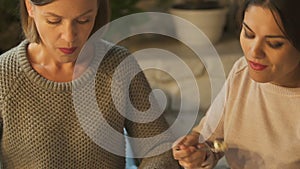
[242,22,287,39]
[43,9,94,18]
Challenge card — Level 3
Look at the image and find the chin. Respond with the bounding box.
[248,72,271,83]
[60,57,77,63]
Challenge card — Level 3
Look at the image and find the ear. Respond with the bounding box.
[25,0,34,17]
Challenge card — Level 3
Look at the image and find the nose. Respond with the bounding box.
[61,22,77,43]
[249,40,265,59]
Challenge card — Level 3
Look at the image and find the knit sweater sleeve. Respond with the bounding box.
[100,45,180,168]
[125,56,180,169]
[0,47,21,138]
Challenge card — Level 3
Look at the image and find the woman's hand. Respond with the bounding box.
[172,132,207,169]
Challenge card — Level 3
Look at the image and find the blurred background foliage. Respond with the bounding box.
[0,0,173,53]
[0,0,22,53]
[0,0,19,19]
[110,0,142,21]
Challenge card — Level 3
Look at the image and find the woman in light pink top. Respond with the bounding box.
[173,0,300,168]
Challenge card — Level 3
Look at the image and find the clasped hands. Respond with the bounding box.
[172,132,215,169]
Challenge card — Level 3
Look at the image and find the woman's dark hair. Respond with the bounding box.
[20,0,110,43]
[238,0,300,51]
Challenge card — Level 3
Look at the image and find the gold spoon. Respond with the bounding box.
[198,140,228,153]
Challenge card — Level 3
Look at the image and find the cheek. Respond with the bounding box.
[271,53,300,73]
[85,25,94,36]
[239,36,249,55]
[86,21,96,35]
[34,22,45,34]
[278,47,300,64]
[286,55,300,69]
[33,17,56,40]
[34,22,46,39]
[36,24,57,42]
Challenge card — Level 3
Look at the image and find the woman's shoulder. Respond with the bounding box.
[0,46,18,62]
[0,41,27,86]
[102,40,130,61]
[0,40,28,63]
[226,57,250,87]
[97,40,132,72]
[93,40,144,83]
[230,57,248,75]
[0,47,18,73]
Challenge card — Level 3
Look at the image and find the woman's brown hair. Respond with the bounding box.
[237,0,300,51]
[20,0,110,43]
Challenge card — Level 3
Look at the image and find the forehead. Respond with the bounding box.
[244,5,284,35]
[35,0,98,17]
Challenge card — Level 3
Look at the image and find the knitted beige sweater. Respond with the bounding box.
[194,57,300,169]
[0,40,180,169]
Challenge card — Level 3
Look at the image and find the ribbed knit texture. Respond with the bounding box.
[0,40,180,169]
[194,57,300,169]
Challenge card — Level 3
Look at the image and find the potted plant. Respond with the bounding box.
[0,0,21,54]
[174,0,223,9]
[110,0,143,21]
[169,0,228,44]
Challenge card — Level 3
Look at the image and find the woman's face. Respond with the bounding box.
[240,5,300,87]
[26,0,98,63]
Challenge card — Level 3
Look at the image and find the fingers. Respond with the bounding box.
[173,132,200,148]
[177,150,207,169]
[172,133,208,169]
[199,151,215,169]
[173,144,207,169]
[173,145,197,159]
[172,133,202,159]
[178,159,202,169]
[181,150,206,162]
[172,136,186,149]
[183,133,200,146]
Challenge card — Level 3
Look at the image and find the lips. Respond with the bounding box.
[248,61,268,71]
[59,47,77,55]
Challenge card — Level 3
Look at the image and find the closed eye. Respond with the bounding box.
[76,19,90,24]
[267,41,284,49]
[244,29,255,39]
[46,19,61,25]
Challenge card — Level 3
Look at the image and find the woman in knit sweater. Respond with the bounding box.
[0,0,181,168]
[173,0,300,168]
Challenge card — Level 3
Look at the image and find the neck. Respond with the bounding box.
[27,43,82,82]
[271,64,300,88]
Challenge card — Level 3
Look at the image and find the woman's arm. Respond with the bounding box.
[110,48,180,168]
